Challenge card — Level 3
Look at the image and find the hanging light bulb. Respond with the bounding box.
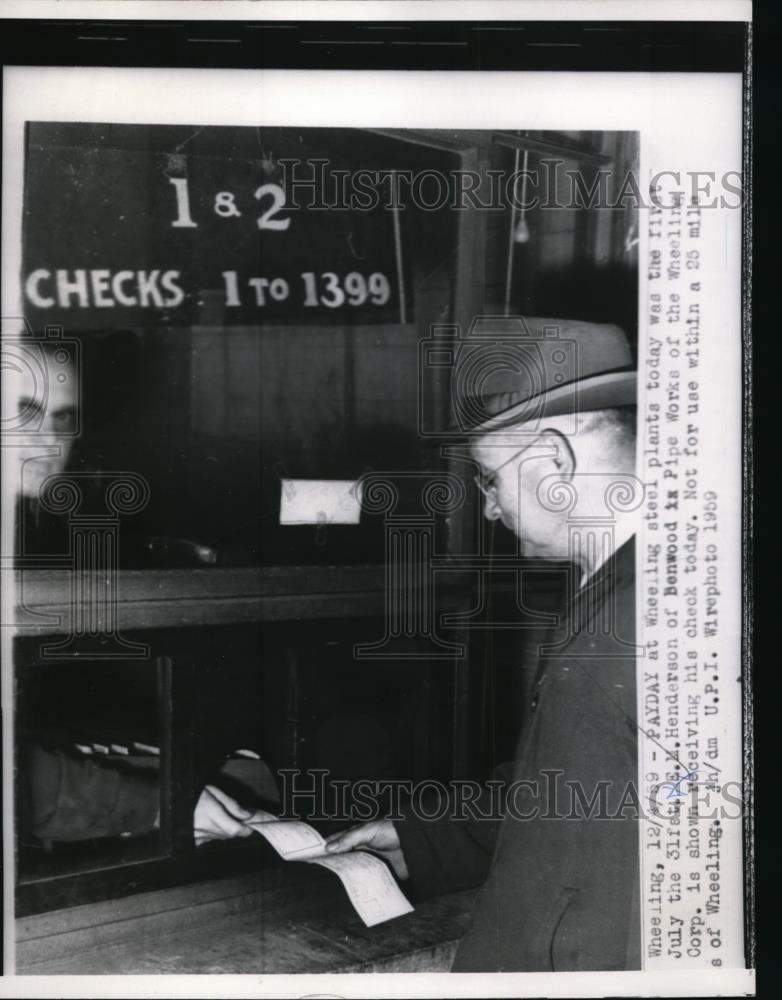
[514,147,531,243]
[514,213,530,244]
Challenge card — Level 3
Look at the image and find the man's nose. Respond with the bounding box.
[483,494,502,521]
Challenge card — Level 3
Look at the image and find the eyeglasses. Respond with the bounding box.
[472,434,547,502]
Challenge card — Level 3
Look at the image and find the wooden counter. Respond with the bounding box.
[13,564,475,633]
[16,867,476,974]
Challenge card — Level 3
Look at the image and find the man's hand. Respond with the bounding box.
[193,784,255,846]
[325,819,409,880]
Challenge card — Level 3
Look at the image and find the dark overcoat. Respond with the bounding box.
[396,538,640,971]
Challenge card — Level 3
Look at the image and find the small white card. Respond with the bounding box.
[279,479,362,525]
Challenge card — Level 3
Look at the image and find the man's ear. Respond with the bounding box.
[540,428,576,479]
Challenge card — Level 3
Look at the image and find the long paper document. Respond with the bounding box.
[245,811,414,927]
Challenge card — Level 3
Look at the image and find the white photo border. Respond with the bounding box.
[0,22,753,998]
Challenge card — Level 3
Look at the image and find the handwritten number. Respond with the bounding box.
[344,272,368,306]
[254,183,291,231]
[169,177,198,229]
[368,272,390,305]
[320,273,345,308]
[301,272,318,307]
[222,271,241,307]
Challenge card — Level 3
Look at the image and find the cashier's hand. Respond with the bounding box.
[194,784,255,847]
[324,819,409,880]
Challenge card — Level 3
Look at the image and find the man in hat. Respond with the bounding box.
[325,318,641,971]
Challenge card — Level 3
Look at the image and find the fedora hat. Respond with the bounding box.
[450,315,636,434]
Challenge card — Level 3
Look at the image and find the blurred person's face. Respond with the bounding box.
[16,353,78,499]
